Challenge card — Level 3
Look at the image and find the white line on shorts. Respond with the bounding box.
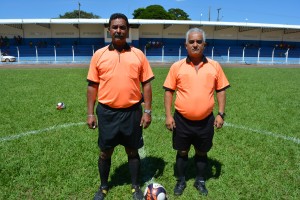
[0,122,85,142]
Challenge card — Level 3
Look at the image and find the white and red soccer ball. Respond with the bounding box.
[56,102,66,110]
[144,183,167,200]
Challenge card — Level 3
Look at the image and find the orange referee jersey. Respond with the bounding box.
[163,56,230,120]
[87,43,154,108]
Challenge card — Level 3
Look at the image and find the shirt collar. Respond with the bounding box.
[186,55,208,64]
[108,43,131,51]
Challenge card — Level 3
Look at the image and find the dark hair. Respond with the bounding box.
[108,13,129,28]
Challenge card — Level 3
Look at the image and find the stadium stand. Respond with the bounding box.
[0,19,299,63]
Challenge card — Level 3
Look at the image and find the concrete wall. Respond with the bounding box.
[0,23,299,48]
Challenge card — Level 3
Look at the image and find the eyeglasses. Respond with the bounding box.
[188,40,203,44]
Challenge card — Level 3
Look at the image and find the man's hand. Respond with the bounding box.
[214,115,224,129]
[87,115,97,129]
[140,113,151,129]
[165,115,176,131]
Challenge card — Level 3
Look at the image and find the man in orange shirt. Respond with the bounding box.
[163,28,230,196]
[86,13,154,200]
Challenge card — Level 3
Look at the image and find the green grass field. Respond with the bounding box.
[0,65,299,200]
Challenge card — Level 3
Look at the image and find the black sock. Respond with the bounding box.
[176,153,188,182]
[194,154,208,181]
[98,156,111,187]
[128,154,141,186]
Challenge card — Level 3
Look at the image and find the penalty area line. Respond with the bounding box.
[0,122,85,142]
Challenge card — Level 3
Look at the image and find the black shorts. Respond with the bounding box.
[96,103,143,151]
[173,110,215,152]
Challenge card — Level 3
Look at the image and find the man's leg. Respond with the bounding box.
[174,150,189,195]
[126,148,143,200]
[126,148,141,186]
[194,151,208,196]
[94,148,114,200]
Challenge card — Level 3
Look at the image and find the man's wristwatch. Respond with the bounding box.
[144,109,152,116]
[218,112,225,120]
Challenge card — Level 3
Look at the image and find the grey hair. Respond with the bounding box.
[185,28,206,43]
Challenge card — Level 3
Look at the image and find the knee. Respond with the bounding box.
[195,149,207,157]
[125,148,139,158]
[177,150,189,157]
[100,149,113,160]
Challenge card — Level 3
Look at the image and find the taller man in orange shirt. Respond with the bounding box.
[163,28,230,196]
[87,13,154,200]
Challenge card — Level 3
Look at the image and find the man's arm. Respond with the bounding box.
[142,82,152,111]
[215,90,226,128]
[141,81,152,129]
[87,83,98,129]
[164,90,176,131]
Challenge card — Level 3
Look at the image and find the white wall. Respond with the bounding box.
[139,24,163,38]
[79,24,104,38]
[23,24,52,38]
[162,25,189,38]
[284,32,300,41]
[260,30,283,41]
[51,24,79,38]
[0,25,23,37]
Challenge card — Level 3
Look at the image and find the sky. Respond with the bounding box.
[0,0,299,25]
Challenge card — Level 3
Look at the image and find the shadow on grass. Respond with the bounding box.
[173,157,222,181]
[109,156,165,188]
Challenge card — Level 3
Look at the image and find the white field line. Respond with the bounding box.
[151,116,300,144]
[138,146,147,159]
[224,122,300,144]
[1,117,299,145]
[139,141,156,185]
[0,122,85,142]
[0,120,156,185]
[139,143,156,185]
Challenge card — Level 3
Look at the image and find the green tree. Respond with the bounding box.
[59,10,100,19]
[132,8,145,19]
[168,8,190,20]
[132,5,190,20]
[133,5,173,19]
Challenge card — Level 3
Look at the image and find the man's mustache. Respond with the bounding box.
[114,34,124,39]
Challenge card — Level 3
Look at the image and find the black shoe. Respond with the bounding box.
[194,180,208,196]
[132,185,143,200]
[94,186,109,200]
[174,181,186,196]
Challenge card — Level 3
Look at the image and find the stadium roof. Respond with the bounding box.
[1,18,300,32]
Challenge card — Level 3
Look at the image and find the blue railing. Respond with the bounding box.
[1,45,299,65]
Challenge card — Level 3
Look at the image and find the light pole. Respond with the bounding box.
[200,13,203,23]
[217,8,221,21]
[78,2,81,19]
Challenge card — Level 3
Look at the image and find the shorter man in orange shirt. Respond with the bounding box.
[87,13,154,200]
[163,28,230,196]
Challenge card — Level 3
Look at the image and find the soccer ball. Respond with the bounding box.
[144,183,167,200]
[56,102,66,110]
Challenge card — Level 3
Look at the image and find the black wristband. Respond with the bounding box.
[218,112,225,119]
